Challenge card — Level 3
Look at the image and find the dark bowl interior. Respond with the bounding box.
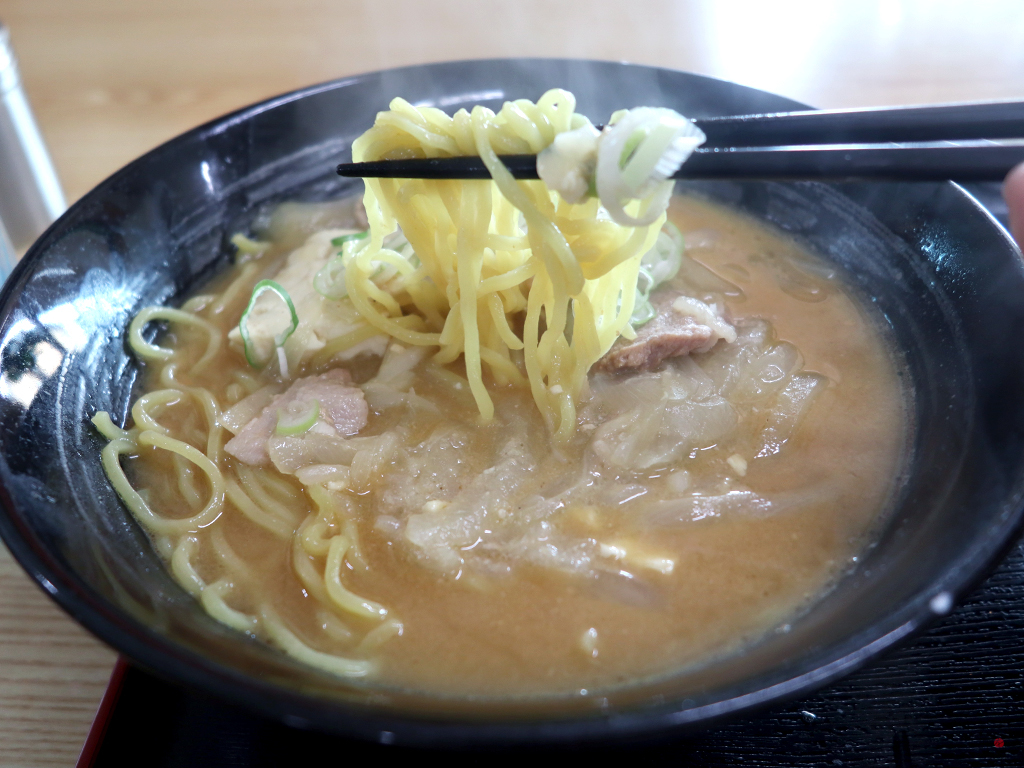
[1,58,1024,747]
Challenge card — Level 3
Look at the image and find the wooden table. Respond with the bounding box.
[0,1,1023,765]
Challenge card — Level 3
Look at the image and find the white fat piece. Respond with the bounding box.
[536,123,601,204]
[672,295,737,345]
[227,229,389,373]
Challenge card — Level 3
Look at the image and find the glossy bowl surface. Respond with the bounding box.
[2,59,1024,746]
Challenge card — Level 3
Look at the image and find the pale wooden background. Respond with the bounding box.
[0,1,1023,765]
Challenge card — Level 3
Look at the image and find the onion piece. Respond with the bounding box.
[629,222,686,329]
[596,108,706,226]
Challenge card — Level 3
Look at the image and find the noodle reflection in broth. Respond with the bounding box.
[93,91,906,695]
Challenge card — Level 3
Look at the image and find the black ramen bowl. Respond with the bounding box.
[1,59,1023,747]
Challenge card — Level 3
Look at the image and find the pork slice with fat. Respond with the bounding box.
[595,289,737,374]
[224,368,368,466]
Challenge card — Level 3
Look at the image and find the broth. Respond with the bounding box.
[126,194,906,697]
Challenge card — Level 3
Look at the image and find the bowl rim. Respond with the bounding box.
[2,56,1024,746]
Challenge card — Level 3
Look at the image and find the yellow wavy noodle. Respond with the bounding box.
[130,389,182,434]
[291,531,332,605]
[171,535,205,596]
[250,466,303,506]
[129,306,222,375]
[210,261,260,319]
[231,369,262,395]
[224,473,295,539]
[298,513,335,558]
[309,323,383,369]
[95,424,224,537]
[172,453,203,511]
[236,464,301,524]
[317,608,355,642]
[351,89,663,438]
[224,382,247,404]
[190,387,224,462]
[210,526,254,582]
[259,606,374,679]
[201,579,258,634]
[294,487,384,626]
[180,294,216,313]
[324,535,389,621]
[100,300,393,677]
[307,486,368,571]
[356,618,404,653]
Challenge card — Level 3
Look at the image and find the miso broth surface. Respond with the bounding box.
[133,195,906,697]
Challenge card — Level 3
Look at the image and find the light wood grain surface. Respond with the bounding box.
[0,1,1022,765]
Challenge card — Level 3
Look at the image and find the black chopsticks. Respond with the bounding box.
[337,100,1024,183]
[693,99,1024,147]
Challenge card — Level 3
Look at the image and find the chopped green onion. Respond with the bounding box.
[276,399,320,436]
[239,280,299,368]
[314,255,348,299]
[620,127,649,169]
[641,222,685,285]
[316,231,371,299]
[630,296,657,328]
[231,233,270,257]
[629,223,686,330]
[392,231,421,270]
[331,231,369,247]
[636,266,656,296]
[316,229,421,300]
[608,108,629,125]
[630,267,657,328]
[392,233,421,269]
[620,119,682,191]
[569,113,590,131]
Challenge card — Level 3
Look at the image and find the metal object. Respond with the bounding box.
[0,21,65,253]
[0,214,14,278]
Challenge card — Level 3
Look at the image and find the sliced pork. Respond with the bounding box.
[595,289,736,374]
[224,369,367,466]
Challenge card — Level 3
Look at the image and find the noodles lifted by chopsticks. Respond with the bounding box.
[350,89,665,440]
